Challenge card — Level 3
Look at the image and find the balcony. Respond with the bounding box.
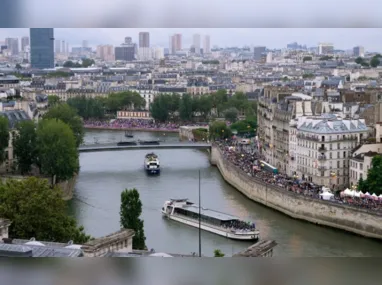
[318,155,327,160]
[318,166,327,171]
[318,146,327,151]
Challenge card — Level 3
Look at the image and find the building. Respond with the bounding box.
[115,45,135,61]
[96,45,115,61]
[139,32,150,48]
[193,34,201,54]
[30,28,55,69]
[203,35,210,54]
[266,52,273,63]
[294,114,368,189]
[318,43,334,55]
[61,40,66,54]
[5,38,19,55]
[125,37,132,45]
[171,34,182,54]
[353,46,365,57]
[54,39,61,54]
[254,46,266,61]
[21,36,29,52]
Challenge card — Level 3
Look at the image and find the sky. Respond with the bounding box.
[1,28,382,52]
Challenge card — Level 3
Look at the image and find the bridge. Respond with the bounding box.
[78,142,211,153]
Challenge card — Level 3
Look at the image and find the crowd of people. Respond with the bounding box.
[222,220,256,233]
[84,119,209,132]
[215,139,382,212]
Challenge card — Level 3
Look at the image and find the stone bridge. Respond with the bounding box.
[78,142,211,153]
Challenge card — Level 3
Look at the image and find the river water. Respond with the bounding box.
[68,129,382,257]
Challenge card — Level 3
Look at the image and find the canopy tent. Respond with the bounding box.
[354,191,361,198]
[372,193,379,200]
[379,194,382,200]
[365,192,371,196]
[343,189,353,197]
[319,191,334,201]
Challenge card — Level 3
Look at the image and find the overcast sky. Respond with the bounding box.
[1,28,381,51]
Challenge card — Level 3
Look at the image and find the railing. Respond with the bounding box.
[318,147,327,151]
[318,155,327,160]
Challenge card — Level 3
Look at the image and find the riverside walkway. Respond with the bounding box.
[78,142,211,153]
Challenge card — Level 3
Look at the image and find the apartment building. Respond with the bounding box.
[294,114,368,189]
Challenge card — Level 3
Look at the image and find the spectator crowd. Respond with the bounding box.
[215,139,382,212]
[84,119,208,132]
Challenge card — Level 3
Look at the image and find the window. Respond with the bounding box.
[337,161,340,168]
[360,163,363,170]
[330,153,332,159]
[337,143,340,149]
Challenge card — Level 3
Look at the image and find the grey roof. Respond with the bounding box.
[182,205,240,222]
[298,116,368,134]
[0,243,83,257]
[0,110,31,129]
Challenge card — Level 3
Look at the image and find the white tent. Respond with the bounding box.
[372,193,378,200]
[365,192,371,196]
[344,189,353,196]
[149,252,173,257]
[379,194,382,200]
[320,192,334,201]
[354,191,361,198]
[350,190,356,197]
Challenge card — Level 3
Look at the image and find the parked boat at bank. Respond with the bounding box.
[144,153,160,174]
[161,199,259,241]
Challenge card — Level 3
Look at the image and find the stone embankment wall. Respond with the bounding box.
[210,146,382,240]
[1,175,77,201]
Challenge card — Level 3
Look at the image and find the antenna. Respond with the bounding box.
[198,169,202,257]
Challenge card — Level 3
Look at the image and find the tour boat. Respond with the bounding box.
[161,199,259,241]
[144,153,160,174]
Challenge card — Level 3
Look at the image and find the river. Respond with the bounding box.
[68,129,382,257]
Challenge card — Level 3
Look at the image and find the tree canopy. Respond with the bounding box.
[209,121,232,140]
[120,188,147,250]
[223,107,239,123]
[67,96,105,120]
[230,119,257,136]
[63,59,95,68]
[36,119,79,183]
[213,249,225,257]
[47,95,60,106]
[12,121,37,175]
[358,155,382,195]
[0,177,90,243]
[0,116,9,163]
[43,103,84,147]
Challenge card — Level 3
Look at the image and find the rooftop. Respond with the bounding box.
[0,110,30,129]
[0,242,83,257]
[297,116,368,134]
[181,204,241,222]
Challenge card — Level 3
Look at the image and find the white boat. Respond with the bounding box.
[161,199,259,241]
[144,153,160,175]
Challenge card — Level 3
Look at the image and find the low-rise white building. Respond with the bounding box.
[295,114,368,189]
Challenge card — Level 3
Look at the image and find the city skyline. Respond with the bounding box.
[0,28,381,51]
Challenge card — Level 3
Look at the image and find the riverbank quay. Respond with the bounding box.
[84,126,179,133]
[210,145,382,240]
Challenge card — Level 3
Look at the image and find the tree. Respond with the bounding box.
[211,90,228,117]
[214,249,225,257]
[224,107,239,123]
[358,155,382,195]
[179,94,194,121]
[230,119,257,136]
[196,95,213,120]
[370,56,380,68]
[44,103,84,147]
[0,177,90,243]
[47,95,60,106]
[36,119,79,183]
[0,116,9,163]
[120,188,146,250]
[150,94,171,122]
[302,56,312,62]
[302,73,315,79]
[67,96,105,120]
[12,121,37,175]
[209,121,232,141]
[355,57,364,65]
[81,58,95,68]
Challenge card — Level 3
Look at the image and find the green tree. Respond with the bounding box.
[150,94,171,122]
[224,107,239,123]
[12,121,37,175]
[197,95,213,120]
[67,96,105,119]
[209,121,232,140]
[211,90,229,117]
[214,249,225,257]
[230,119,257,136]
[120,188,146,250]
[179,94,194,121]
[358,155,382,195]
[36,119,79,184]
[81,58,95,68]
[302,56,312,62]
[361,61,370,67]
[0,177,90,243]
[302,73,315,79]
[370,56,380,68]
[168,93,180,118]
[0,117,9,163]
[355,57,364,65]
[47,95,60,106]
[44,103,84,147]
